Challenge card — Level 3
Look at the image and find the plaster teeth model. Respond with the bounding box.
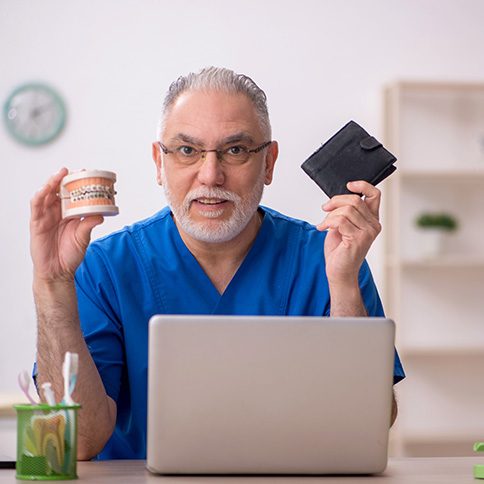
[60,170,119,219]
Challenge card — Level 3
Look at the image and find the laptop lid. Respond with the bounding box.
[147,315,395,475]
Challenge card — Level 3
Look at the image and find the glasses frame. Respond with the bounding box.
[157,140,272,166]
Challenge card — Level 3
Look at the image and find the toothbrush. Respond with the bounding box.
[62,352,79,405]
[41,382,56,406]
[18,370,38,405]
[61,352,79,474]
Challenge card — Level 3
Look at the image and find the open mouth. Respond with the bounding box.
[193,198,228,207]
[189,198,232,218]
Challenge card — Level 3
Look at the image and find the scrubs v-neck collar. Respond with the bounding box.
[169,208,270,312]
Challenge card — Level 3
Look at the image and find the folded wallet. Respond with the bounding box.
[301,120,397,198]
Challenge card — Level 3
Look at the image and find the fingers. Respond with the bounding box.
[46,167,69,192]
[347,180,381,217]
[318,206,375,233]
[318,180,382,241]
[322,181,380,221]
[318,213,361,237]
[31,168,68,220]
[75,216,104,251]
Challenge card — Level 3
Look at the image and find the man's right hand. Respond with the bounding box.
[30,167,104,283]
[32,168,116,459]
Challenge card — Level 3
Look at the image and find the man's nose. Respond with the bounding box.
[196,151,225,186]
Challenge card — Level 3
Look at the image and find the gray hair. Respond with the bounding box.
[156,66,271,140]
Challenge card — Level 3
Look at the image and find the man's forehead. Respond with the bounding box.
[161,89,266,144]
[164,90,260,129]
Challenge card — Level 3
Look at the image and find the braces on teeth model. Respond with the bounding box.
[59,170,119,219]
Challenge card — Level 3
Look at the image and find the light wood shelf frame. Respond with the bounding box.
[382,80,484,457]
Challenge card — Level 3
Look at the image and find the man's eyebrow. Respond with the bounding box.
[168,133,204,145]
[221,133,255,145]
[167,132,256,146]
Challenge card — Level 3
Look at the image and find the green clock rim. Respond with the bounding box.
[3,82,67,146]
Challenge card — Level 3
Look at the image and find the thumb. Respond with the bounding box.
[76,215,104,248]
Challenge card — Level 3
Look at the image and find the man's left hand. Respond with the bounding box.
[317,180,382,287]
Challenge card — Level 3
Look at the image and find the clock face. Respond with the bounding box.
[3,83,66,146]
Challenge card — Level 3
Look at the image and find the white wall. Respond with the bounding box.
[1,0,484,394]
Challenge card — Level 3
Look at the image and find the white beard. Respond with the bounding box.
[162,164,266,243]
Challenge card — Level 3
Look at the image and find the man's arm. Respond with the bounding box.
[318,180,382,318]
[30,168,115,459]
[34,280,116,459]
[328,278,399,427]
[317,180,398,426]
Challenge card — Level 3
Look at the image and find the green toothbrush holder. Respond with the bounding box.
[14,403,81,480]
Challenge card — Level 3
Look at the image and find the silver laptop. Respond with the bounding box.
[147,315,395,475]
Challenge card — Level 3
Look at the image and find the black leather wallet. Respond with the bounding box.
[301,120,397,198]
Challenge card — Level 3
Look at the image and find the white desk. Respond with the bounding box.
[0,457,483,483]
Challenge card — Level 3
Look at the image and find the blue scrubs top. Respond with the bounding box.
[75,206,405,459]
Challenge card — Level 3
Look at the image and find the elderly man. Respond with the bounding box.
[30,67,404,461]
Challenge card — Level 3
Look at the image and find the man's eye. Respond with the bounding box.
[177,146,197,156]
[226,146,247,156]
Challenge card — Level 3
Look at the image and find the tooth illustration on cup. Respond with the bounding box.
[60,170,119,219]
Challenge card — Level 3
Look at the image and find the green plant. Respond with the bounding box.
[415,213,458,231]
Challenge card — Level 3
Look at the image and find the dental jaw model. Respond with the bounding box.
[60,170,119,219]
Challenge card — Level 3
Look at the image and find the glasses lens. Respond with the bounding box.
[172,146,200,165]
[222,146,250,165]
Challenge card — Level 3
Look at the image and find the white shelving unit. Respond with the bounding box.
[382,81,484,457]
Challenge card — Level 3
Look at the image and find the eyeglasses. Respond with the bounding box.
[158,140,272,166]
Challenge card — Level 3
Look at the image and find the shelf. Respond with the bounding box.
[399,168,484,181]
[394,80,484,92]
[398,432,484,456]
[386,256,484,269]
[399,346,484,359]
[398,430,484,446]
[383,81,484,457]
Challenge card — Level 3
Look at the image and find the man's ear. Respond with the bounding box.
[264,141,279,185]
[152,142,163,185]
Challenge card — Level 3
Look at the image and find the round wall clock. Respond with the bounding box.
[3,82,67,146]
